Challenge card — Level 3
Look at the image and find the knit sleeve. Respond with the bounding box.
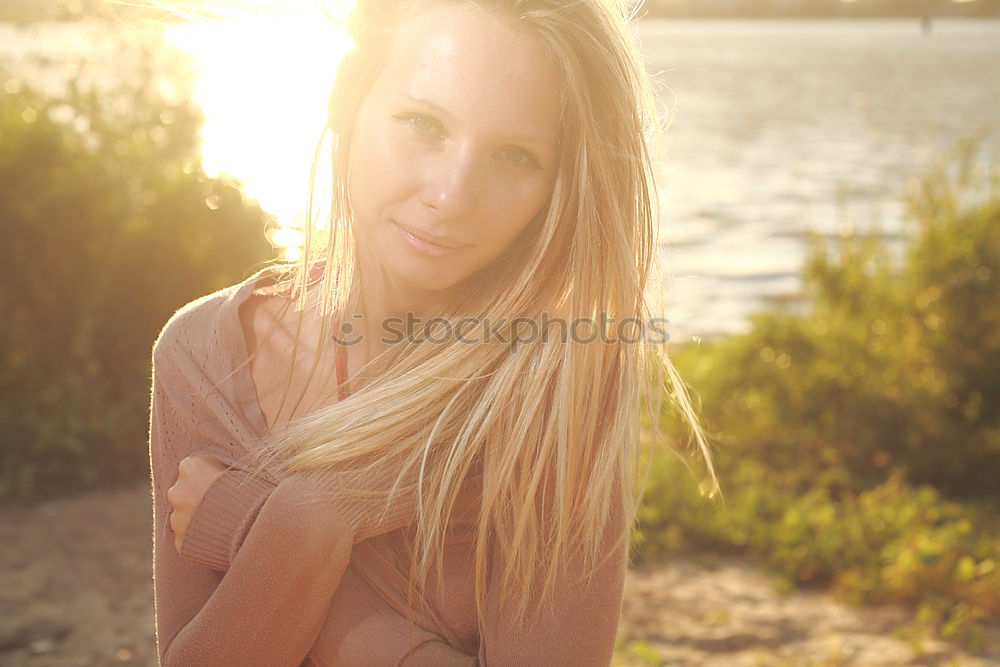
[178,461,486,572]
[173,441,625,667]
[180,469,627,667]
[173,462,484,665]
[150,359,368,666]
[177,467,277,571]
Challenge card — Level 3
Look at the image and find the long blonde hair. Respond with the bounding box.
[197,0,716,631]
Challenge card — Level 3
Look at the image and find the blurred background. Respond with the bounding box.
[0,0,998,665]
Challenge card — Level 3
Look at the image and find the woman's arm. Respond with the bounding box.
[150,368,358,666]
[151,357,480,664]
[173,463,278,572]
[178,461,626,667]
[174,463,482,666]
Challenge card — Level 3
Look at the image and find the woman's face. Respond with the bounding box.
[346,2,561,297]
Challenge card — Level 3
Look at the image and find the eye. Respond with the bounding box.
[395,112,440,137]
[499,147,541,170]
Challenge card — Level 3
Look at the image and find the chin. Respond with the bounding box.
[390,260,467,294]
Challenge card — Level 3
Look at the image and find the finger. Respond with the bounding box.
[167,483,189,510]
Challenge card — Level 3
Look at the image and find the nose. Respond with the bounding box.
[420,145,481,218]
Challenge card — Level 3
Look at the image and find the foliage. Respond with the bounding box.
[612,637,663,666]
[667,140,1000,499]
[0,36,275,503]
[635,139,1000,649]
[0,0,162,23]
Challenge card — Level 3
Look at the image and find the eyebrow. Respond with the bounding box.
[396,91,557,150]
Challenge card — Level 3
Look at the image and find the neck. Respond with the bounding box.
[352,241,461,364]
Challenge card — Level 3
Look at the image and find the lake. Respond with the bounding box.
[3,18,998,341]
[637,19,1000,340]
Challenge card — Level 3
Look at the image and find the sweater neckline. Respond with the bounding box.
[222,264,484,482]
[223,266,280,443]
[221,261,342,442]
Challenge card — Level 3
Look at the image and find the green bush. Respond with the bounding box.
[666,139,999,499]
[636,139,1000,648]
[0,37,276,503]
[635,452,1000,649]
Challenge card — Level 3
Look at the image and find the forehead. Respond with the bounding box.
[373,3,562,142]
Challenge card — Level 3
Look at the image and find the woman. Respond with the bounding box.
[149,0,715,665]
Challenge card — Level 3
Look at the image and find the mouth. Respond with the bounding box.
[392,221,470,253]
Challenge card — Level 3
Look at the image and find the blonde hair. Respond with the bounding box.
[177,0,717,632]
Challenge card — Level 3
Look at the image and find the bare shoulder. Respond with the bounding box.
[238,290,338,431]
[238,292,295,399]
[238,291,286,362]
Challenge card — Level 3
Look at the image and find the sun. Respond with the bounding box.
[163,3,353,260]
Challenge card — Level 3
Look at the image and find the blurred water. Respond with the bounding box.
[640,19,1000,340]
[2,19,998,340]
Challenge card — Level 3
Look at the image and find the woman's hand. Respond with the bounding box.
[167,454,229,554]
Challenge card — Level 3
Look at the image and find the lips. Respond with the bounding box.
[393,221,469,250]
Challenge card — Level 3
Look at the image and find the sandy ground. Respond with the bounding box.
[617,560,1000,666]
[0,481,997,667]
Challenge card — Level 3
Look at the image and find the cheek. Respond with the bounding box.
[478,183,551,249]
[346,117,398,219]
[349,144,378,196]
[348,134,428,239]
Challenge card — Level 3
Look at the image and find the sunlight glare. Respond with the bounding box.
[165,9,351,257]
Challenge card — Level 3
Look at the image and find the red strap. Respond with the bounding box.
[308,258,327,285]
[288,259,347,400]
[300,259,347,400]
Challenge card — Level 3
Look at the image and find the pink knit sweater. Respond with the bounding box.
[148,265,628,666]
